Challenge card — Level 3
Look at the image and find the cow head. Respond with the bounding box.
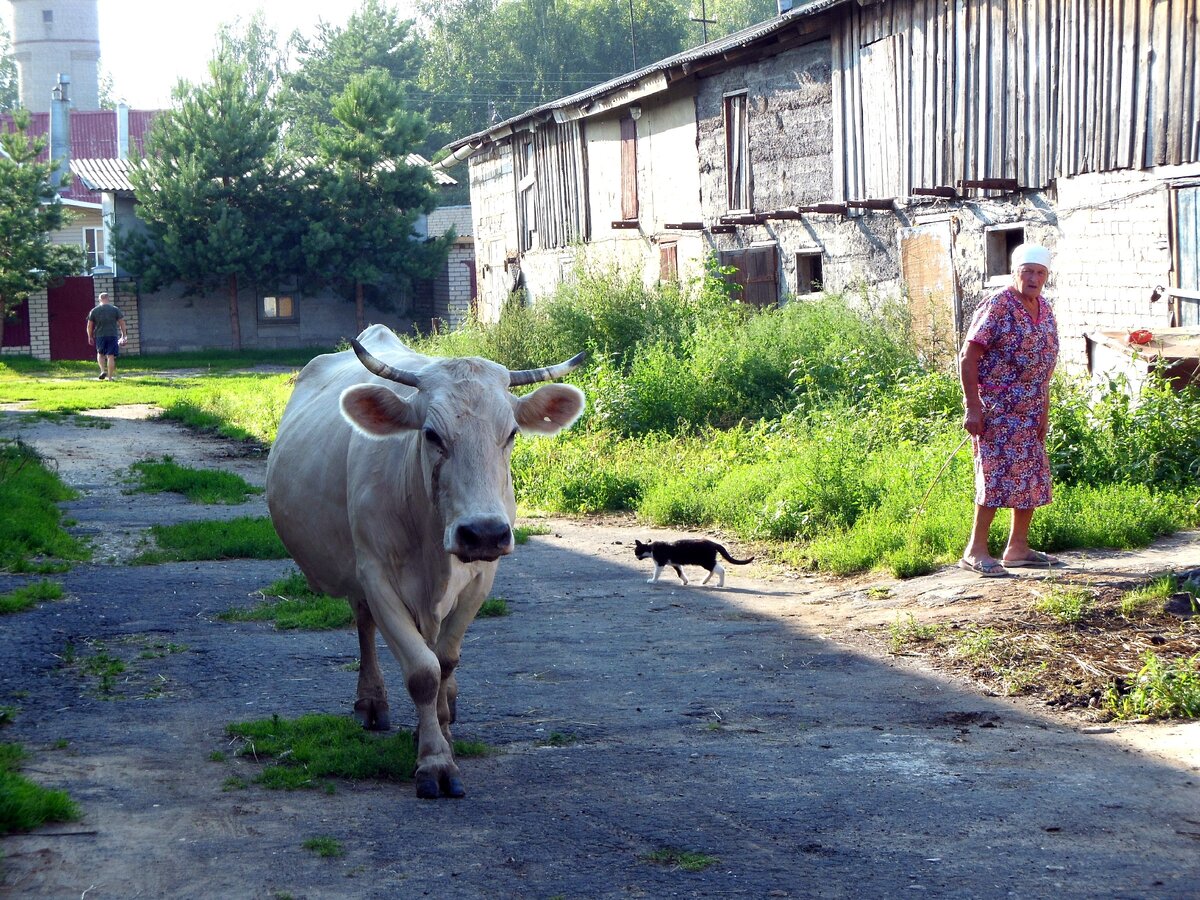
[339,340,586,563]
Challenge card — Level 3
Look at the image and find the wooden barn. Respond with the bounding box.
[439,0,1200,370]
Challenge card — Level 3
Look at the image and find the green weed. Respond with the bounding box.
[0,441,88,573]
[219,571,351,630]
[1119,575,1176,617]
[128,456,262,504]
[302,836,345,858]
[225,713,492,790]
[477,598,509,618]
[887,614,944,652]
[513,523,550,543]
[537,732,577,747]
[1106,652,1200,719]
[0,580,64,615]
[640,847,720,872]
[0,743,79,834]
[133,516,288,564]
[1032,585,1092,625]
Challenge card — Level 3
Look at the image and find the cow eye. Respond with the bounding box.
[506,427,519,445]
[423,427,446,453]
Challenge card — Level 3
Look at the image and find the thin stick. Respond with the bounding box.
[915,432,972,518]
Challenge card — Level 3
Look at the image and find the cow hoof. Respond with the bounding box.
[415,774,440,799]
[353,703,390,731]
[440,773,466,798]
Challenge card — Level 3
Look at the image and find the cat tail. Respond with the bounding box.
[717,544,754,565]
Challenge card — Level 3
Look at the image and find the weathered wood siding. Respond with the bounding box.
[834,0,1200,200]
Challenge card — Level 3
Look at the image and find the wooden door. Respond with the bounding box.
[48,276,97,361]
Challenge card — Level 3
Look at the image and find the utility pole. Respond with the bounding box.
[691,0,716,44]
[628,0,639,69]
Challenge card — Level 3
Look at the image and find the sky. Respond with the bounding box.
[89,1,396,109]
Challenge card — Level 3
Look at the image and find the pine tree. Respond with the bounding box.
[0,111,85,349]
[301,69,449,331]
[122,50,293,350]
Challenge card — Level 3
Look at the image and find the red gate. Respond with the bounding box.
[47,277,97,361]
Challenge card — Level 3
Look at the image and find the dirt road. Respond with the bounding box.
[1,408,1198,899]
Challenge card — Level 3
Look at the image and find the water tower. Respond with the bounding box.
[9,0,100,111]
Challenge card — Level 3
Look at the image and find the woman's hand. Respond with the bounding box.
[963,407,985,436]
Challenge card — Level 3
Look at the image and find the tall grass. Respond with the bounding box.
[415,262,1200,576]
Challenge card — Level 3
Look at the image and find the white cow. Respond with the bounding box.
[266,325,585,799]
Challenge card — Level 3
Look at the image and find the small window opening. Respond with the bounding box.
[985,227,1025,281]
[42,10,54,24]
[796,251,823,295]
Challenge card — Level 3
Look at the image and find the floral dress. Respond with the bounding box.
[964,287,1059,509]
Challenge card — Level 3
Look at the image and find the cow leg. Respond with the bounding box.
[351,597,390,731]
[364,583,465,800]
[433,574,491,739]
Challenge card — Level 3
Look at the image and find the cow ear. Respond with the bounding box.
[514,384,586,435]
[340,384,421,437]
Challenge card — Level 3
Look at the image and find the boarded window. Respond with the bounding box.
[859,36,902,198]
[621,116,638,221]
[724,93,750,211]
[261,293,297,322]
[1175,186,1200,326]
[659,241,678,282]
[719,244,778,307]
[515,120,588,252]
[515,137,537,252]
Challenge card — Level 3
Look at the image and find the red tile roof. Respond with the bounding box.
[0,108,160,204]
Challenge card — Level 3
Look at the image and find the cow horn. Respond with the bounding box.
[350,339,421,387]
[508,350,588,386]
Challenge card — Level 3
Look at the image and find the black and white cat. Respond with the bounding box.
[634,538,754,588]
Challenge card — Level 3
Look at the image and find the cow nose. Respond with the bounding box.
[452,517,513,562]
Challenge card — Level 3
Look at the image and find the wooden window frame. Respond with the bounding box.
[83,226,105,271]
[724,92,751,213]
[259,290,298,324]
[796,250,824,296]
[620,116,639,222]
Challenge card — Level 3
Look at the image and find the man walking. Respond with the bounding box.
[86,292,127,381]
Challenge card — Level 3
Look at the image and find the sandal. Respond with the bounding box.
[1002,550,1063,568]
[958,558,1010,578]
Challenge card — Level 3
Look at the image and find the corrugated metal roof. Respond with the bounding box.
[72,157,136,193]
[441,0,849,156]
[0,107,159,203]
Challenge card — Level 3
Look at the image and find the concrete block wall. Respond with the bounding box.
[1053,168,1177,363]
[445,245,475,328]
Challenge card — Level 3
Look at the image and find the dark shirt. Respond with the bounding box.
[88,304,124,338]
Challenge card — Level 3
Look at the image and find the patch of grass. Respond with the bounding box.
[128,456,262,504]
[0,706,16,726]
[1032,585,1092,625]
[1106,652,1200,720]
[219,571,352,630]
[0,440,89,573]
[537,731,577,747]
[477,597,509,618]
[132,516,288,564]
[0,743,80,835]
[640,847,720,872]
[302,836,345,858]
[0,579,64,615]
[513,523,550,544]
[887,614,944,653]
[1120,575,1176,617]
[225,713,492,790]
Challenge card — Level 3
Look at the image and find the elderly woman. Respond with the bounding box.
[958,243,1061,576]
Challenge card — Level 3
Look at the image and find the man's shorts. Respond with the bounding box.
[96,335,121,357]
